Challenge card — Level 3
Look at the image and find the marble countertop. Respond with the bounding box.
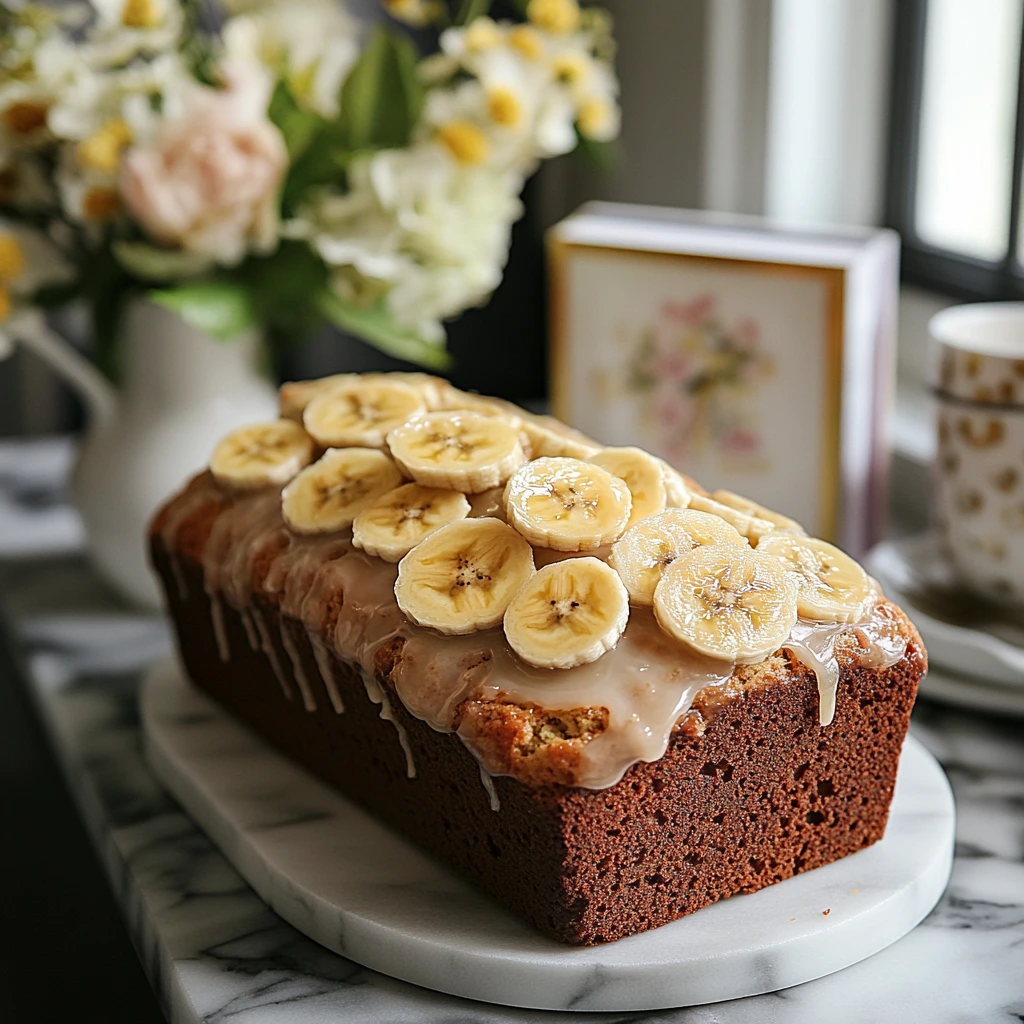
[3,438,1023,1023]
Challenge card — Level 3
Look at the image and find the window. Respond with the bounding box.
[887,0,1024,298]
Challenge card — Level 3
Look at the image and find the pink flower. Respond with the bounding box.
[722,427,759,454]
[119,62,287,265]
[662,294,714,328]
[734,317,758,347]
[654,351,692,380]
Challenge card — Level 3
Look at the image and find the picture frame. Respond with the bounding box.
[547,204,900,554]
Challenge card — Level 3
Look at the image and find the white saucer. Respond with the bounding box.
[141,658,954,1011]
[867,534,1024,689]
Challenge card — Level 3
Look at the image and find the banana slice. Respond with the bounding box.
[210,420,315,489]
[504,556,629,669]
[281,448,404,534]
[658,459,698,506]
[353,483,471,562]
[437,387,525,428]
[279,374,356,421]
[609,508,747,605]
[757,533,874,623]
[395,517,535,634]
[520,418,601,460]
[654,545,798,661]
[688,493,776,544]
[303,379,426,448]
[387,410,526,493]
[712,489,805,534]
[504,457,632,552]
[282,372,446,421]
[589,446,667,527]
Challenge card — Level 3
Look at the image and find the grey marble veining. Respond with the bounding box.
[4,439,1024,1023]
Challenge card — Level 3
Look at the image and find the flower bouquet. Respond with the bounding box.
[0,0,619,374]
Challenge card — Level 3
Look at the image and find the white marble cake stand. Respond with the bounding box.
[141,657,955,1012]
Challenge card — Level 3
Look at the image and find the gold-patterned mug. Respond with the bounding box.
[931,303,1024,606]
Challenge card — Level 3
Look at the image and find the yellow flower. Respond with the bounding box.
[0,284,10,323]
[0,233,25,283]
[77,119,133,175]
[82,186,121,222]
[464,16,502,52]
[577,96,614,139]
[382,0,438,27]
[2,100,49,138]
[487,87,524,128]
[121,0,164,29]
[553,52,589,86]
[526,0,580,35]
[508,26,543,60]
[436,121,489,165]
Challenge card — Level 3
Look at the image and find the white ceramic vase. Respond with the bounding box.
[17,298,278,608]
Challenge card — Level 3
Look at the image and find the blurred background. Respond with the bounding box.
[4,0,1022,531]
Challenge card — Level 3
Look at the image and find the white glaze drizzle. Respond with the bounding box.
[279,621,317,712]
[209,593,231,662]
[239,608,260,651]
[361,670,416,779]
[251,604,293,700]
[785,614,907,726]
[312,639,345,713]
[176,476,910,791]
[479,763,500,812]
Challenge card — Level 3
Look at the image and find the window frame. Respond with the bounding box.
[886,0,1024,299]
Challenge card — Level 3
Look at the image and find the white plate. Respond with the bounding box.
[867,534,1024,689]
[141,657,954,1012]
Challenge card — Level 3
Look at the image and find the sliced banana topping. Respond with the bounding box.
[712,489,805,534]
[504,457,632,552]
[281,448,404,534]
[353,483,471,562]
[304,380,426,448]
[387,410,526,493]
[588,446,667,527]
[504,557,629,670]
[210,420,315,489]
[437,388,525,428]
[395,517,535,634]
[520,418,601,460]
[609,508,747,605]
[281,372,446,421]
[279,373,356,421]
[757,533,874,623]
[654,546,798,661]
[659,460,695,507]
[688,493,776,544]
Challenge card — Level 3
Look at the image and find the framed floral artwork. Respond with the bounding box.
[548,205,900,554]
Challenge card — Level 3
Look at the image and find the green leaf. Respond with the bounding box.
[337,26,424,152]
[268,81,323,160]
[454,0,492,25]
[149,280,258,340]
[317,288,450,369]
[112,240,213,282]
[241,241,330,338]
[574,132,621,172]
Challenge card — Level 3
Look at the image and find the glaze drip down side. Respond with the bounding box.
[158,474,907,791]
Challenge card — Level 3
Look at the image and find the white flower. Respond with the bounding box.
[84,0,184,67]
[223,0,360,119]
[0,221,73,350]
[291,144,523,341]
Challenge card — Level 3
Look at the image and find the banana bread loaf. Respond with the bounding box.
[150,372,926,945]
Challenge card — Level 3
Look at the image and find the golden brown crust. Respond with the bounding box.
[152,471,925,791]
